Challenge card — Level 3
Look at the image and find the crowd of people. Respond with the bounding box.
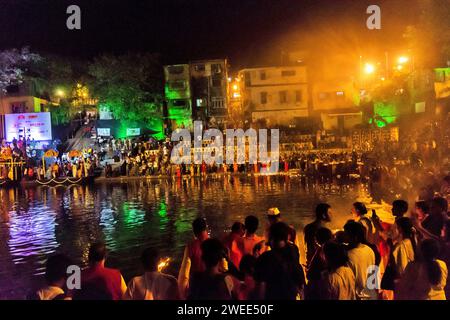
[34,157,100,180]
[31,189,449,300]
[0,136,101,181]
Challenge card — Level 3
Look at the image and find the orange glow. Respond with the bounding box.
[398,56,409,64]
[158,257,171,272]
[364,63,375,74]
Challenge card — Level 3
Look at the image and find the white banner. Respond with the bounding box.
[5,112,52,142]
[97,128,111,136]
[126,128,140,136]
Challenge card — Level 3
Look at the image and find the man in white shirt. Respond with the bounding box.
[344,221,378,300]
[35,254,72,300]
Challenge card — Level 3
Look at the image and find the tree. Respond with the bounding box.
[0,47,42,92]
[47,101,71,125]
[88,52,164,122]
[403,0,450,68]
[24,54,79,100]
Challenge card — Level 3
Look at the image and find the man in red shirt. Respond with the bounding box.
[238,215,265,259]
[74,242,127,300]
[178,218,209,299]
[222,222,245,268]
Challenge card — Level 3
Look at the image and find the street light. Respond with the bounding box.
[364,63,375,74]
[55,89,65,97]
[398,56,409,64]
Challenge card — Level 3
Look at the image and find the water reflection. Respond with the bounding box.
[0,176,362,299]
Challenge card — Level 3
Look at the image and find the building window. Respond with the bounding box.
[260,92,267,104]
[435,70,448,83]
[211,64,222,74]
[194,64,206,72]
[279,91,287,104]
[212,97,224,108]
[295,90,302,103]
[196,99,205,107]
[172,100,188,108]
[281,70,296,77]
[260,71,266,80]
[244,72,251,86]
[168,80,186,90]
[167,65,185,74]
[318,92,331,100]
[336,91,345,99]
[211,76,222,87]
[11,101,27,113]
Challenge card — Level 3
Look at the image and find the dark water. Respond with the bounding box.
[0,175,363,299]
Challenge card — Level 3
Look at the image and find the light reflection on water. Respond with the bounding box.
[0,176,362,299]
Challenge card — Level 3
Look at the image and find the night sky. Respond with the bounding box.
[0,0,419,69]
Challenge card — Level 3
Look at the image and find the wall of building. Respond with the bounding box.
[312,79,360,111]
[239,66,309,126]
[0,96,48,115]
[164,64,193,129]
[190,59,228,121]
[320,112,362,131]
[435,68,450,99]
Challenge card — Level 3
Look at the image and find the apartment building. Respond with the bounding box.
[0,83,51,140]
[190,59,229,126]
[435,67,450,115]
[238,66,309,126]
[164,64,193,130]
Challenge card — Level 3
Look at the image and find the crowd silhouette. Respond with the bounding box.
[32,193,449,300]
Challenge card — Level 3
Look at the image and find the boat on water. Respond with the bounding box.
[0,175,97,188]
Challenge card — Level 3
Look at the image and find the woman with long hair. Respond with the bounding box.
[396,239,448,300]
[319,241,356,300]
[392,217,416,277]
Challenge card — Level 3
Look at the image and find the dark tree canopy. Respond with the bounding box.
[88,52,164,122]
[0,47,41,92]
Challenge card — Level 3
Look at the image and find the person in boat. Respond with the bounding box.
[45,165,52,180]
[72,163,77,178]
[52,162,59,179]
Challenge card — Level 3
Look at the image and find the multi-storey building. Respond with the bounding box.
[0,83,52,140]
[238,66,309,126]
[190,59,229,127]
[0,83,50,115]
[164,64,193,130]
[227,77,243,126]
[311,78,363,132]
[435,67,450,114]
